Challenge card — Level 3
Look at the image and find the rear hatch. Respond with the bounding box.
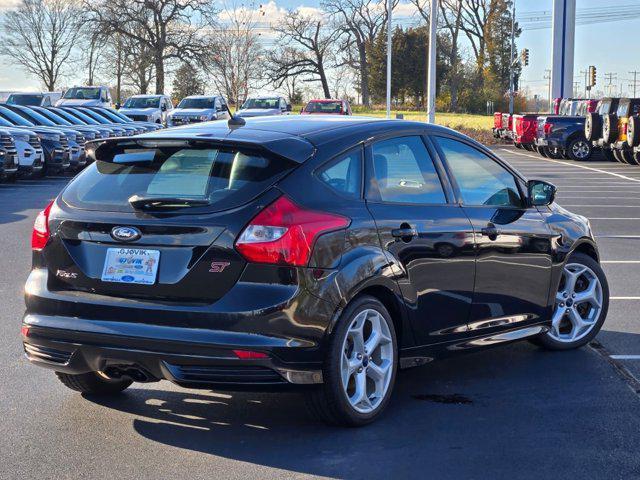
[46,138,300,303]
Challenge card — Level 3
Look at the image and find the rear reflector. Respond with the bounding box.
[233,349,268,359]
[21,325,30,337]
[31,201,54,251]
[235,196,350,267]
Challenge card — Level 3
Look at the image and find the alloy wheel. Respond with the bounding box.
[340,308,394,414]
[571,141,590,159]
[548,263,603,343]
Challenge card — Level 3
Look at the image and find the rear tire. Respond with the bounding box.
[514,142,523,149]
[538,146,548,157]
[585,112,601,141]
[544,146,562,159]
[305,295,397,427]
[627,115,640,147]
[56,371,132,395]
[534,252,609,351]
[613,149,628,164]
[622,150,639,165]
[602,149,616,162]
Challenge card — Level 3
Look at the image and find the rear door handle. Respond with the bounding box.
[481,224,498,240]
[391,227,418,240]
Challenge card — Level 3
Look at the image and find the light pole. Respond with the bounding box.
[426,0,438,123]
[386,0,393,119]
[508,1,516,114]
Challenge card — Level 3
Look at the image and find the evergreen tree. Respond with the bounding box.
[171,63,205,104]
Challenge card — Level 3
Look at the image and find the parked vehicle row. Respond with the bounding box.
[0,103,163,181]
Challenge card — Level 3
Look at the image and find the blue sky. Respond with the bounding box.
[0,0,638,99]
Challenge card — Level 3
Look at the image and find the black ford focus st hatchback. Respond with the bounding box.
[23,115,609,426]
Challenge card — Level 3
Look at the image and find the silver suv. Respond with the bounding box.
[118,95,173,125]
[166,95,230,126]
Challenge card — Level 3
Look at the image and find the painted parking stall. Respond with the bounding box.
[499,146,640,384]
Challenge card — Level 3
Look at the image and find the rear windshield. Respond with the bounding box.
[304,101,343,113]
[62,144,295,213]
[7,94,43,106]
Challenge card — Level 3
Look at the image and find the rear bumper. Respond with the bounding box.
[23,267,336,388]
[22,316,323,389]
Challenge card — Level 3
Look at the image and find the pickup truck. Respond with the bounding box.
[534,99,598,161]
[603,98,640,164]
[511,114,540,150]
[585,97,620,162]
[119,95,173,124]
[628,114,640,164]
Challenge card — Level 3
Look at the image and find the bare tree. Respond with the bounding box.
[83,31,108,86]
[322,0,396,107]
[0,0,84,91]
[268,10,340,99]
[204,1,263,106]
[84,0,214,93]
[412,0,463,111]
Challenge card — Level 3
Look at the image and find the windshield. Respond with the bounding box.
[177,98,215,109]
[51,108,87,125]
[0,106,34,126]
[7,94,43,106]
[123,97,160,109]
[64,87,101,100]
[12,106,56,126]
[78,108,111,124]
[241,98,279,110]
[62,144,295,213]
[304,101,343,113]
[91,108,125,123]
[33,107,72,125]
[63,108,99,125]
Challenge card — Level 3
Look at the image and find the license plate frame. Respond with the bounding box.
[101,247,160,285]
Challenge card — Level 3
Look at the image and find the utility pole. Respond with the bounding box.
[426,0,438,123]
[573,81,580,97]
[630,71,640,98]
[508,1,516,114]
[604,72,617,96]
[385,0,392,119]
[579,69,588,97]
[544,69,551,112]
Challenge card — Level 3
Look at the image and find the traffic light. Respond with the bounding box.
[589,65,597,87]
[522,48,529,66]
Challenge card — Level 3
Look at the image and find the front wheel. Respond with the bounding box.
[306,295,397,426]
[535,252,609,350]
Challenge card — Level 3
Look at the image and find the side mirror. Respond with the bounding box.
[528,180,556,206]
[286,104,292,112]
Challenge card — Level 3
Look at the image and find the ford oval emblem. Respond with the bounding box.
[111,226,142,242]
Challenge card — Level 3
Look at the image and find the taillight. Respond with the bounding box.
[544,123,553,135]
[31,201,54,251]
[623,123,628,135]
[235,196,350,267]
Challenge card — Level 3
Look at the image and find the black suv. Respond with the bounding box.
[22,116,609,426]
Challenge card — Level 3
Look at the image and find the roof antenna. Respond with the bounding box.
[226,102,245,128]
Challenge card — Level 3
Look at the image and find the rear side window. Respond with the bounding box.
[435,136,522,207]
[62,145,295,213]
[371,136,446,204]
[318,149,361,199]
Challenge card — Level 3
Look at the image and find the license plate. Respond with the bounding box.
[101,248,160,285]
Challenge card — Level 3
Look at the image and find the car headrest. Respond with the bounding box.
[373,153,388,189]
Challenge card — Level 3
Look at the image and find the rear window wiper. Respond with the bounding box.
[128,194,210,210]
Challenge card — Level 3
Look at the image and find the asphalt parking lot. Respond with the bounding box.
[1,147,639,479]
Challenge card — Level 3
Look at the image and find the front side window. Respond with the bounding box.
[371,136,446,204]
[318,149,362,199]
[435,136,522,207]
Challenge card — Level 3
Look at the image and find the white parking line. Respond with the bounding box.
[502,149,640,183]
[561,205,640,208]
[590,217,640,220]
[610,355,640,360]
[610,297,640,300]
[601,260,640,264]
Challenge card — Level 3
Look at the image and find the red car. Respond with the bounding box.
[301,99,352,115]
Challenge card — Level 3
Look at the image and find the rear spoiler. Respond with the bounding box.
[89,132,316,164]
